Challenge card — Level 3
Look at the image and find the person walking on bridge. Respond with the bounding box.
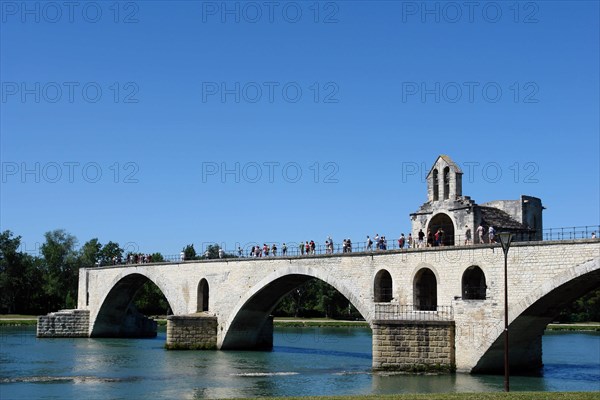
[488,226,496,243]
[477,224,484,244]
[398,233,406,249]
[418,229,425,248]
[464,225,472,245]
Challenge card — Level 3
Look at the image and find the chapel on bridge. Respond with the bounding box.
[410,155,544,245]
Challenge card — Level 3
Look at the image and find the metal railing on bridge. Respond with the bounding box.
[373,304,454,321]
[542,226,599,241]
[93,224,599,267]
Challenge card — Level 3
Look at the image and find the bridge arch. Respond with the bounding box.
[374,269,393,302]
[220,265,371,349]
[472,257,600,374]
[90,271,180,337]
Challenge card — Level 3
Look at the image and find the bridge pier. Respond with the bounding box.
[372,320,456,372]
[166,314,274,350]
[37,309,90,338]
[166,314,218,350]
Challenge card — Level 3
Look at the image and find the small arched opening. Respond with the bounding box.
[443,166,450,200]
[428,213,455,246]
[197,278,209,312]
[374,269,393,302]
[462,266,486,300]
[414,268,437,311]
[432,169,439,201]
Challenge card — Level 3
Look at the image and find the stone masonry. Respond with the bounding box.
[37,309,90,338]
[72,239,599,373]
[372,320,455,372]
[165,314,218,350]
[411,155,543,245]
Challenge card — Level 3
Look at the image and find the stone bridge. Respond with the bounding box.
[38,239,600,374]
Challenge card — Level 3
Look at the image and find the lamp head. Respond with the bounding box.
[498,232,514,255]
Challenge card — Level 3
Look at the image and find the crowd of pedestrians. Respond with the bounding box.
[101,225,600,267]
[247,243,283,257]
[236,224,506,259]
[102,253,155,266]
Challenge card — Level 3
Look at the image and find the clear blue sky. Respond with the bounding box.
[1,1,598,256]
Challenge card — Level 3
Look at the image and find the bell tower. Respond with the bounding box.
[426,155,463,203]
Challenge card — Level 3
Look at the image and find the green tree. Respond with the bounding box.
[40,229,80,310]
[100,241,123,265]
[79,238,102,267]
[201,244,236,259]
[0,231,47,314]
[273,278,361,319]
[557,288,600,322]
[183,244,197,261]
[133,281,170,315]
[0,230,23,313]
[150,252,165,262]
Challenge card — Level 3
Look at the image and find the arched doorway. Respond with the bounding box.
[428,213,455,246]
[462,266,486,300]
[197,279,209,312]
[374,270,393,302]
[414,268,437,311]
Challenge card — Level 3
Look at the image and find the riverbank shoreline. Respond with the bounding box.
[233,393,600,400]
[1,316,599,331]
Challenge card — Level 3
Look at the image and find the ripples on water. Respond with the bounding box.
[0,326,598,399]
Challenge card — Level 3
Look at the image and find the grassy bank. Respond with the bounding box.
[546,323,600,331]
[273,318,370,328]
[1,316,599,331]
[0,315,38,326]
[234,393,600,400]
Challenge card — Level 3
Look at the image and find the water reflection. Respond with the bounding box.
[1,326,598,399]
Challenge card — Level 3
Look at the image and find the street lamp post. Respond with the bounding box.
[498,232,514,392]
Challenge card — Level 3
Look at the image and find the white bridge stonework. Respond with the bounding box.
[76,239,600,373]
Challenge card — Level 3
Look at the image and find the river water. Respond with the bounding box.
[1,326,599,399]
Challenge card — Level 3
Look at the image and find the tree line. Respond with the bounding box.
[1,229,598,322]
